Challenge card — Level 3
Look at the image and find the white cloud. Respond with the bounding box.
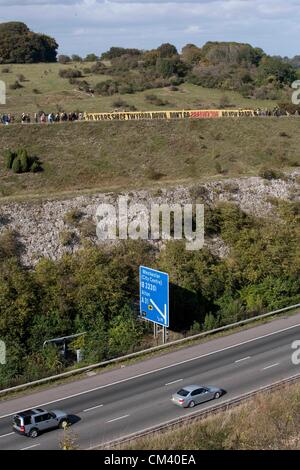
[0,0,298,56]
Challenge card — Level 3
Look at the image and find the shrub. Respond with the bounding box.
[59,230,77,247]
[157,43,178,58]
[84,53,98,62]
[58,55,71,64]
[17,148,30,172]
[90,61,107,75]
[59,69,82,79]
[259,167,284,180]
[12,157,22,174]
[94,80,119,96]
[3,148,42,173]
[79,219,96,238]
[32,88,41,94]
[30,161,40,173]
[64,209,83,226]
[0,229,21,260]
[3,150,15,169]
[83,67,91,74]
[1,67,10,73]
[71,55,82,62]
[145,94,169,106]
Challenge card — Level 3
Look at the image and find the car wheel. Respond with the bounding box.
[29,428,39,438]
[214,392,221,399]
[59,419,69,429]
[188,400,195,408]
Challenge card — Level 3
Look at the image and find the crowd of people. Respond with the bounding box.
[254,107,300,116]
[0,113,14,125]
[1,111,85,125]
[1,107,299,125]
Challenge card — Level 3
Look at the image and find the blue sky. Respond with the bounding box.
[0,0,299,57]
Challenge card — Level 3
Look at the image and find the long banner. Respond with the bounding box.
[84,109,255,122]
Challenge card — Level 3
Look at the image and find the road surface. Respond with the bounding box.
[0,311,300,450]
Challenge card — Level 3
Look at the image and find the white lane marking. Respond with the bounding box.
[107,415,129,423]
[83,404,104,413]
[262,363,280,371]
[88,371,300,450]
[165,379,183,386]
[235,356,251,363]
[0,432,15,438]
[1,321,300,420]
[20,444,40,450]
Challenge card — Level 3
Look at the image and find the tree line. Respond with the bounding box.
[0,201,299,388]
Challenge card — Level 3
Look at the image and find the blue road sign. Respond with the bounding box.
[140,266,169,328]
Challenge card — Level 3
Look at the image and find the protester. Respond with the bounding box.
[0,107,299,126]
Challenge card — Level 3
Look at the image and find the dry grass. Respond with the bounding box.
[0,118,299,201]
[120,383,300,450]
[0,63,278,115]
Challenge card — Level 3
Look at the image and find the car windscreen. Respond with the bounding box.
[177,389,190,397]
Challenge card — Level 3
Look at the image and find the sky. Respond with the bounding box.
[0,0,299,57]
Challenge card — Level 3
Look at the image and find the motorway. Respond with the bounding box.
[0,311,300,450]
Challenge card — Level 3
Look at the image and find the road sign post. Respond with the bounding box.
[140,266,169,344]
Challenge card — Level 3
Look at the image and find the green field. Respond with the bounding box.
[0,62,279,115]
[0,118,299,201]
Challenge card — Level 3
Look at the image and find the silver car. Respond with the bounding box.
[13,408,69,438]
[172,384,222,408]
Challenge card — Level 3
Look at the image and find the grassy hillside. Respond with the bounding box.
[120,383,300,450]
[0,62,279,115]
[0,118,299,201]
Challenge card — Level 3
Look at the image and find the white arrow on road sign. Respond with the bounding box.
[150,299,167,325]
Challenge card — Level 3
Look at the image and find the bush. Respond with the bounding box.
[145,94,169,106]
[58,55,71,64]
[79,219,96,238]
[0,229,21,260]
[59,68,82,79]
[1,67,10,73]
[30,161,40,173]
[17,148,30,172]
[64,209,83,226]
[59,230,77,247]
[84,53,98,62]
[12,157,22,174]
[71,55,82,62]
[259,167,284,180]
[83,67,91,74]
[3,150,15,169]
[94,80,119,96]
[90,61,107,75]
[3,148,43,173]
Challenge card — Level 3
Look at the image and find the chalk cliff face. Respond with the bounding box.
[0,171,299,266]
